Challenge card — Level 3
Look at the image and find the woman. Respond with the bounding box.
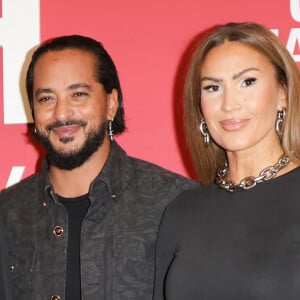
[153,22,300,299]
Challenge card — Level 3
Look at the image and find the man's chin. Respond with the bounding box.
[36,120,107,170]
[58,136,76,144]
[48,153,86,170]
[52,144,83,155]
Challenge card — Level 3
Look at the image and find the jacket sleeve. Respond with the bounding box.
[0,229,12,299]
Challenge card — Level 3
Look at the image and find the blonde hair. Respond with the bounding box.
[184,22,300,184]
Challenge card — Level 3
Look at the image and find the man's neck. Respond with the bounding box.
[48,139,111,198]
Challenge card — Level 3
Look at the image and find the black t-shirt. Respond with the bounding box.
[58,194,90,300]
[154,167,300,300]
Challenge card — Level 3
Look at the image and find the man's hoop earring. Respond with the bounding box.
[199,119,210,146]
[275,108,286,137]
[108,119,114,141]
[34,128,37,135]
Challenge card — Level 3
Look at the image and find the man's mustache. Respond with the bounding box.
[46,120,87,131]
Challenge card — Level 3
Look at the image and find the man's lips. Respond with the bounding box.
[52,125,81,137]
[46,120,87,131]
[45,120,87,137]
[219,119,249,131]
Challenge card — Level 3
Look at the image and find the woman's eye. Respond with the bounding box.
[203,85,220,92]
[242,78,256,87]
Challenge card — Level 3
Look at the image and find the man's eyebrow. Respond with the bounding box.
[34,88,53,97]
[34,83,93,97]
[68,82,93,90]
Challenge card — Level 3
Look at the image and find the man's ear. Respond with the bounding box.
[106,88,119,120]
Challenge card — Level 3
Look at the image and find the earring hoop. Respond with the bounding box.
[199,119,210,146]
[275,108,286,137]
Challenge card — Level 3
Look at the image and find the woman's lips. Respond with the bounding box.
[219,119,249,131]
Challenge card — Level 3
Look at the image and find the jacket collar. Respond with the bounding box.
[40,141,134,203]
[89,141,134,198]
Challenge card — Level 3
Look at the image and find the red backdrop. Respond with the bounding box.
[1,0,300,189]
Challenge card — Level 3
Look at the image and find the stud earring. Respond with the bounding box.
[199,119,210,146]
[275,108,286,137]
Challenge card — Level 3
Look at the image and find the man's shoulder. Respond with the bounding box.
[128,156,199,191]
[118,155,202,220]
[0,173,41,207]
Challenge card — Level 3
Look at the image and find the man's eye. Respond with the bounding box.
[38,96,52,103]
[242,78,256,87]
[203,85,219,92]
[74,92,88,97]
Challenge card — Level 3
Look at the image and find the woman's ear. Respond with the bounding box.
[277,85,288,110]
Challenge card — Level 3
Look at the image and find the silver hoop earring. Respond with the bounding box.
[34,127,37,134]
[199,119,210,146]
[108,119,114,141]
[275,108,286,137]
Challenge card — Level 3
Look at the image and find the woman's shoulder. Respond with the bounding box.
[165,183,213,216]
[157,183,221,238]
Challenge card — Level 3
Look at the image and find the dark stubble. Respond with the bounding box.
[35,119,107,170]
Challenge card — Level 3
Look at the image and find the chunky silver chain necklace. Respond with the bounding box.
[216,154,291,192]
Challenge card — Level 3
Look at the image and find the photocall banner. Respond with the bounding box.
[1,0,300,189]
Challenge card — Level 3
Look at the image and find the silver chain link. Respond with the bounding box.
[216,154,291,192]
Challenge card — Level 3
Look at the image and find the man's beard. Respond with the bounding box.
[35,120,107,170]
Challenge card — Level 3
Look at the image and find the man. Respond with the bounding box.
[0,35,198,300]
